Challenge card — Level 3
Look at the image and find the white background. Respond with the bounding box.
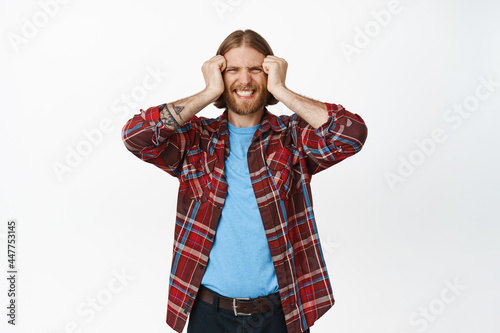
[1,0,499,332]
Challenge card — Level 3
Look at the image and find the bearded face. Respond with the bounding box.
[222,46,269,116]
[222,81,270,116]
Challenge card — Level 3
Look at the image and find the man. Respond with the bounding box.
[122,29,367,333]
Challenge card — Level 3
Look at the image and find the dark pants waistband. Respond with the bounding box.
[197,285,282,316]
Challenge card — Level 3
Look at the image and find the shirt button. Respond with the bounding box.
[215,204,222,209]
[208,234,214,240]
[199,264,205,270]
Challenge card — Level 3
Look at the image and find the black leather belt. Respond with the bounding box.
[197,285,281,316]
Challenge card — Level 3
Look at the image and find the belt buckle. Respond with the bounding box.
[233,297,252,316]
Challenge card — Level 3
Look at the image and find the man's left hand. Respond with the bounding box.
[262,56,288,96]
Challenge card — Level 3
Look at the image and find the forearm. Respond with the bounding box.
[121,102,197,176]
[160,54,226,129]
[271,87,328,129]
[160,88,219,130]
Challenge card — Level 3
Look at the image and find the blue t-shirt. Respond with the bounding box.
[200,122,280,298]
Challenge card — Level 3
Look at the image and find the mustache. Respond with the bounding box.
[229,84,259,91]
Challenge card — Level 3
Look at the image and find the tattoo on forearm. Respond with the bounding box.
[172,103,185,120]
[160,104,180,129]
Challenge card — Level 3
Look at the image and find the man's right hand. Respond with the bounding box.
[202,55,226,102]
[155,55,227,130]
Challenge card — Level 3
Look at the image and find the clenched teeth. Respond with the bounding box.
[235,90,255,96]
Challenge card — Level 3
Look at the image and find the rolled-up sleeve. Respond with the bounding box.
[295,102,367,174]
[121,103,194,178]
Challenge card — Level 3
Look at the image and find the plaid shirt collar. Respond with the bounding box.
[205,107,288,136]
[204,108,288,159]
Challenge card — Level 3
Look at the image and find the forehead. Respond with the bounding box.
[224,46,265,67]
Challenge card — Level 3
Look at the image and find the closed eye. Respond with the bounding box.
[225,67,262,74]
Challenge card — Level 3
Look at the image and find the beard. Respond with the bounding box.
[222,83,269,116]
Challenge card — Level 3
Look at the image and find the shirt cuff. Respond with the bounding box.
[315,102,343,137]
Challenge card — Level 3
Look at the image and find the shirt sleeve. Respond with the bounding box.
[292,102,368,175]
[121,103,198,178]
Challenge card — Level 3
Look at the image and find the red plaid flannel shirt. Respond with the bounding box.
[122,102,367,333]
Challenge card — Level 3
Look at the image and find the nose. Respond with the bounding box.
[237,69,251,86]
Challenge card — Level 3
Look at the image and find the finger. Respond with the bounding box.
[265,56,286,65]
[208,55,224,70]
[262,58,273,70]
[212,55,225,66]
[262,62,271,74]
[263,57,276,64]
[219,57,226,72]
